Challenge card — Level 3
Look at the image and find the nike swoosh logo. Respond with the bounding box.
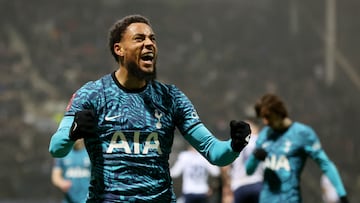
[105,115,121,121]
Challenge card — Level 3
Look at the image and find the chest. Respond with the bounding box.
[261,134,303,157]
[63,152,90,168]
[98,94,174,133]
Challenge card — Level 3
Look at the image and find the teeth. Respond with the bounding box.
[143,53,154,57]
[141,52,154,61]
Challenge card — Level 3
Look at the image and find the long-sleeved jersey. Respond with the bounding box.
[245,122,346,203]
[49,72,239,202]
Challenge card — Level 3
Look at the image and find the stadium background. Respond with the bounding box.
[0,0,359,202]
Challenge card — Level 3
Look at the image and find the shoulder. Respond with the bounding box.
[292,122,312,130]
[257,126,271,141]
[150,81,189,104]
[291,122,317,136]
[176,151,190,162]
[151,80,181,93]
[67,74,111,112]
[290,122,320,146]
[77,74,111,94]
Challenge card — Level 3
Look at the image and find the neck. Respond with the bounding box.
[276,117,292,132]
[283,117,292,128]
[115,68,146,90]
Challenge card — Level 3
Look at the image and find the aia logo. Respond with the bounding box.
[66,93,76,111]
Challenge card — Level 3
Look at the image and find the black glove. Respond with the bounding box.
[340,196,349,203]
[230,120,251,152]
[69,110,96,141]
[253,148,268,161]
[264,168,281,192]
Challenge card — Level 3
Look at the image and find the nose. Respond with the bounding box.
[144,37,155,49]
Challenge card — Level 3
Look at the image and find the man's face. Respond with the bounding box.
[262,113,284,131]
[120,23,157,80]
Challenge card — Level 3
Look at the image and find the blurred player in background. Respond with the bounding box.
[171,145,220,203]
[49,14,251,202]
[51,138,90,203]
[222,118,263,203]
[321,174,340,203]
[245,93,349,203]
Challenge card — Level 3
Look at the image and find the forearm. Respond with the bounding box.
[51,168,65,188]
[322,162,347,197]
[51,168,71,192]
[245,155,260,175]
[220,166,231,189]
[49,116,75,157]
[184,124,239,166]
[316,151,347,197]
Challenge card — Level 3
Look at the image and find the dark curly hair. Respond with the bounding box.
[108,14,151,63]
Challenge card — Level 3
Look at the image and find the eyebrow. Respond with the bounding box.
[133,33,155,37]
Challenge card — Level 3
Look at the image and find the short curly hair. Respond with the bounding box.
[108,14,151,63]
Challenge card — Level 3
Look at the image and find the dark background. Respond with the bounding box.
[0,0,359,202]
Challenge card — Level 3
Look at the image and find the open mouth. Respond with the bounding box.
[141,52,154,62]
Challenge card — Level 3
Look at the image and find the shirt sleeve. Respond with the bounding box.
[245,155,260,175]
[304,127,347,197]
[49,115,75,157]
[245,129,266,175]
[53,157,64,169]
[49,81,97,157]
[183,123,239,166]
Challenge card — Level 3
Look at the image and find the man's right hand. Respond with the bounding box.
[340,196,349,203]
[69,110,96,141]
[253,148,268,161]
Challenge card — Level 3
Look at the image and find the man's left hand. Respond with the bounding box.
[230,120,251,152]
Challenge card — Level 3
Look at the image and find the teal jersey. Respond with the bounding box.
[54,148,91,203]
[246,122,346,203]
[61,72,202,202]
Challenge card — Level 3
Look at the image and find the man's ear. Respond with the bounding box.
[114,43,124,56]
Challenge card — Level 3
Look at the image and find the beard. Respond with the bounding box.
[127,61,157,81]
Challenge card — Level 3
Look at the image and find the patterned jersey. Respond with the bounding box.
[65,72,202,202]
[54,148,91,203]
[246,122,346,203]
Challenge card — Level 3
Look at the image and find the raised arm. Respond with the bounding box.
[183,123,249,166]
